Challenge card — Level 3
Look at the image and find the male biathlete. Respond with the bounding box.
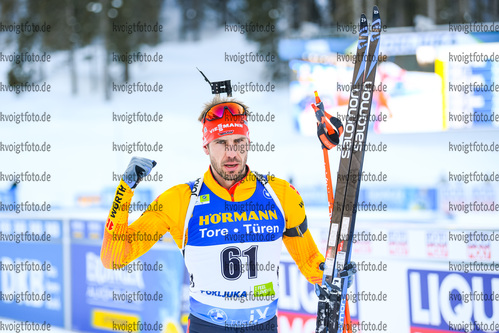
[101,96,347,332]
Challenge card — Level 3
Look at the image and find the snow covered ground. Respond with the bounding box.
[1,26,497,215]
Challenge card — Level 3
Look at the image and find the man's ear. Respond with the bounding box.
[203,144,210,155]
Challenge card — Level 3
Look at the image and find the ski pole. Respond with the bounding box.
[312,91,335,219]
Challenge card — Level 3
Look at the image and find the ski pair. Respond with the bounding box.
[314,6,382,333]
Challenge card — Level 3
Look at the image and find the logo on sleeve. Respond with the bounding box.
[106,218,114,231]
[263,189,272,200]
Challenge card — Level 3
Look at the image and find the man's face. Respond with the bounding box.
[204,134,249,182]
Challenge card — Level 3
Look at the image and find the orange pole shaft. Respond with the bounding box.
[322,147,334,219]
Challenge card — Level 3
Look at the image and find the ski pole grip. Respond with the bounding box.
[313,91,325,120]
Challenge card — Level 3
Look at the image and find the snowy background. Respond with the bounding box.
[1,1,499,333]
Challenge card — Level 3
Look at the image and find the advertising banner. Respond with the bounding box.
[70,219,184,333]
[0,218,64,328]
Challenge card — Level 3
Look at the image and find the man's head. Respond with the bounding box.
[199,96,251,184]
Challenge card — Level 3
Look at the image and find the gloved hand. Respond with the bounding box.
[315,261,356,313]
[123,157,156,189]
[319,261,356,289]
[311,91,344,150]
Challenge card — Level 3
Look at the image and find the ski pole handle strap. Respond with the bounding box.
[283,216,308,237]
[311,91,343,150]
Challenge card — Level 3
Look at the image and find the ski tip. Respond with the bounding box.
[360,14,368,30]
[373,5,380,19]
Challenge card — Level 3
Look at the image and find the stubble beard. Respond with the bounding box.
[211,155,248,183]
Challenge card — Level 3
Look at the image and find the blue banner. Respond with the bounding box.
[70,219,185,332]
[0,218,64,327]
[408,269,499,333]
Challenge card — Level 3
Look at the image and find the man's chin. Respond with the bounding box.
[223,167,246,182]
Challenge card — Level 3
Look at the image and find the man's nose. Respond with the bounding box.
[225,142,239,157]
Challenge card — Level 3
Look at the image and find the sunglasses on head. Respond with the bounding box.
[203,102,247,122]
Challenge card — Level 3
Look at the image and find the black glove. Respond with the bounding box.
[123,157,157,189]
